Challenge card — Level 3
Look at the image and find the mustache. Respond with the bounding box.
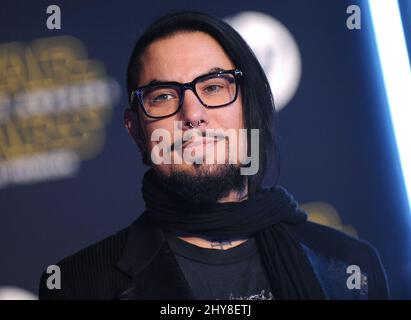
[169,130,227,153]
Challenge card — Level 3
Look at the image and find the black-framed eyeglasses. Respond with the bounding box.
[130,69,243,119]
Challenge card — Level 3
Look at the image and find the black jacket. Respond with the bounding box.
[39,213,389,299]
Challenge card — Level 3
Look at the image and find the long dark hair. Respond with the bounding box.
[126,10,280,196]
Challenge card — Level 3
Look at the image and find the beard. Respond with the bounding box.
[155,163,246,205]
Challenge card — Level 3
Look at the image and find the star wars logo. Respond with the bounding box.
[0,36,120,188]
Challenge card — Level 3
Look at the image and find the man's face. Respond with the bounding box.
[126,31,247,202]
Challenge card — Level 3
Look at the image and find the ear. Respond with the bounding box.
[124,108,146,154]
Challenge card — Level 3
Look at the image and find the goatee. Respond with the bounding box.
[156,164,246,205]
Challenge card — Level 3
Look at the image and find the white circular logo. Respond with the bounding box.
[0,286,37,300]
[225,11,302,111]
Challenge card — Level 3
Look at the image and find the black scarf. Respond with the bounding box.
[141,168,325,299]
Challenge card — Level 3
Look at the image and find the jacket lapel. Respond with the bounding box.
[115,213,194,299]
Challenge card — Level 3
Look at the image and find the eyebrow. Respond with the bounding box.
[146,67,226,86]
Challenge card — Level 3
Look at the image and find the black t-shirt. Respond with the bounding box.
[165,233,275,300]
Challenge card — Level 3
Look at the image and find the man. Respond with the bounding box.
[39,11,389,300]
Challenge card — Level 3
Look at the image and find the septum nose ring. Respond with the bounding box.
[188,121,201,128]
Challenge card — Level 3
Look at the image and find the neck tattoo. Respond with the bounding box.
[210,239,232,249]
